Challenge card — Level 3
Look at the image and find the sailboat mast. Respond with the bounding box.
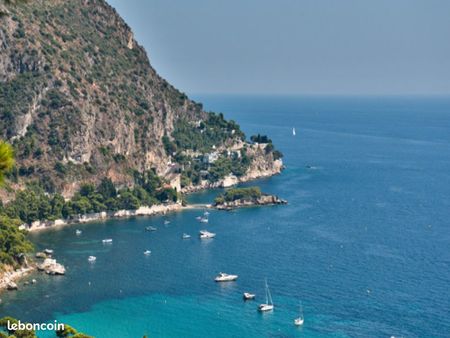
[264,279,268,304]
[267,286,273,305]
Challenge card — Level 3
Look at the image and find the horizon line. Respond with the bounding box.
[189,92,450,98]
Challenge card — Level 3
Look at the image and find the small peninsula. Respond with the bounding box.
[214,187,287,210]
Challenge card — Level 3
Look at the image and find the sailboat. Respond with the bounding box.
[294,301,304,326]
[258,279,274,312]
[292,127,296,136]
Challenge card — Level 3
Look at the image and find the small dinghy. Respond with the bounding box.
[243,292,256,300]
[102,238,113,244]
[144,250,151,255]
[88,256,96,262]
[145,226,157,232]
[75,229,82,235]
[182,233,191,239]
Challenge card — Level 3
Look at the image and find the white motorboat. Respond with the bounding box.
[102,238,113,244]
[258,304,274,312]
[199,230,216,239]
[294,301,304,326]
[164,220,170,225]
[258,279,274,312]
[243,292,256,300]
[293,127,296,136]
[88,256,96,262]
[75,229,82,235]
[215,272,238,282]
[196,216,202,220]
[145,226,157,232]
[44,249,54,255]
[182,233,191,239]
[144,250,151,255]
[204,211,210,216]
[199,217,209,223]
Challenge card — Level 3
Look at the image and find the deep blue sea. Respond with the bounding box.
[1,96,450,337]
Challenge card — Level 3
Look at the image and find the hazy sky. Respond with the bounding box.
[107,0,450,95]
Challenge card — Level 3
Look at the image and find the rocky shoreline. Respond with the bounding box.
[215,193,287,210]
[23,203,184,233]
[24,159,283,232]
[0,266,35,293]
[181,158,284,194]
[0,254,66,293]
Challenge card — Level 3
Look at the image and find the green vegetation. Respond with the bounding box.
[172,113,244,153]
[214,186,262,204]
[1,172,179,225]
[250,134,272,144]
[250,134,283,160]
[0,215,33,267]
[56,323,93,338]
[0,316,35,338]
[0,141,14,185]
[0,141,33,269]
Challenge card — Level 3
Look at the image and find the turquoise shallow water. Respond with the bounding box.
[1,96,450,337]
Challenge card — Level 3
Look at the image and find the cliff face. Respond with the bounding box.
[0,0,205,194]
[0,0,282,198]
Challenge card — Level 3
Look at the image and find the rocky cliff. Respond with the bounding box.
[0,0,282,198]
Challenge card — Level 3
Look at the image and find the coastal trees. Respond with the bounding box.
[214,186,262,204]
[250,134,272,144]
[172,113,245,153]
[0,316,35,338]
[0,215,33,267]
[249,134,283,160]
[97,178,116,199]
[1,167,182,225]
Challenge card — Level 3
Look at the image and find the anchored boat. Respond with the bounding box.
[214,272,238,282]
[243,292,256,300]
[294,301,304,326]
[258,279,274,312]
[199,230,216,239]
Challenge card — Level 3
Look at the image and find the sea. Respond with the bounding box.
[1,95,449,337]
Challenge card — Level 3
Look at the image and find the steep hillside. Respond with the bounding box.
[0,0,282,198]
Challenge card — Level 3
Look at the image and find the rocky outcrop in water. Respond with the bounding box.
[215,193,287,210]
[37,258,65,275]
